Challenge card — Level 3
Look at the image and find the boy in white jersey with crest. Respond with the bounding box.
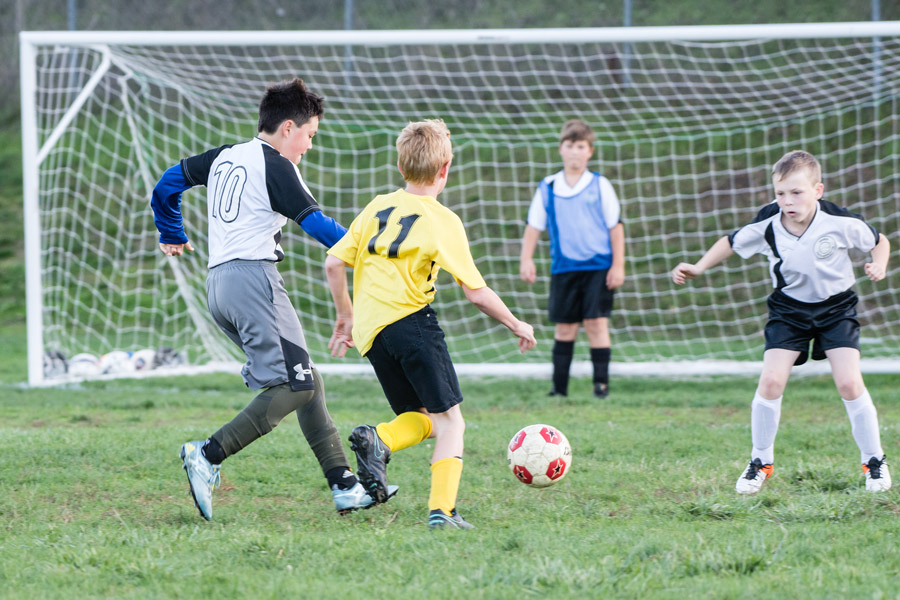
[151,78,395,520]
[672,150,891,494]
[325,119,537,529]
[520,120,626,398]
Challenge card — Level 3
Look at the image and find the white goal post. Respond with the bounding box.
[20,23,900,385]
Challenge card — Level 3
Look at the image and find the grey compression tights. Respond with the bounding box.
[211,368,348,474]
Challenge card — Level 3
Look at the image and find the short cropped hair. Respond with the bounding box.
[772,150,822,184]
[396,119,453,185]
[257,78,324,134]
[559,119,595,146]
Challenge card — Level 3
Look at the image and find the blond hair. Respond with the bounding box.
[559,119,595,146]
[772,150,822,184]
[396,119,453,185]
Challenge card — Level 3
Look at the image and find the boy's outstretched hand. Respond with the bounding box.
[512,320,537,353]
[159,242,194,256]
[865,261,886,282]
[671,263,701,285]
[328,315,354,358]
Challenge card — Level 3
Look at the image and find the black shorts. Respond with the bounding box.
[764,289,860,366]
[548,269,615,323]
[365,305,463,415]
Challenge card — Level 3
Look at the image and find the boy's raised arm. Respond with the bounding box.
[671,235,734,285]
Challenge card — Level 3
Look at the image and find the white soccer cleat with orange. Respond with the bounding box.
[735,458,773,495]
[863,455,891,492]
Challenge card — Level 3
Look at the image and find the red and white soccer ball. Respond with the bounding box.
[507,424,572,488]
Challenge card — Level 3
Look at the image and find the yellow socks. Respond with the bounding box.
[375,411,433,452]
[428,457,463,516]
[374,413,462,515]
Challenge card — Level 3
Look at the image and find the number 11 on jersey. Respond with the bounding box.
[366,206,421,258]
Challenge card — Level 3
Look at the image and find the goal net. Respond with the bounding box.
[20,24,900,385]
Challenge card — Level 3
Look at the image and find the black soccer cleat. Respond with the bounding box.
[593,382,609,398]
[348,425,391,504]
[427,508,474,530]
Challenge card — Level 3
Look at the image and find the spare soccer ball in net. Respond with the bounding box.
[68,353,100,377]
[98,350,135,375]
[131,348,157,371]
[507,424,572,488]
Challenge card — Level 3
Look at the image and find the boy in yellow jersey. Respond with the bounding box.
[325,119,537,529]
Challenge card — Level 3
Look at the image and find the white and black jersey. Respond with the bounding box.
[181,137,321,268]
[728,199,879,303]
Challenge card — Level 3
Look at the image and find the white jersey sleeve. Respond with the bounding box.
[843,212,880,252]
[598,175,621,229]
[729,202,780,259]
[526,177,551,231]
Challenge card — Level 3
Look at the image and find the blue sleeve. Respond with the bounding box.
[299,210,348,248]
[151,164,194,244]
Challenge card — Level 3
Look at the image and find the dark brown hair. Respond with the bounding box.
[257,78,324,134]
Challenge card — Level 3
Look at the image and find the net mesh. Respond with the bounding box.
[25,33,900,379]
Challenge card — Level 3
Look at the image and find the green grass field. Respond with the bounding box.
[2,323,899,599]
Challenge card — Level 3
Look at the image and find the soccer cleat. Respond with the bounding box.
[863,455,892,492]
[548,388,567,397]
[348,425,391,504]
[427,508,474,530]
[593,382,609,398]
[333,482,399,514]
[735,457,773,495]
[180,441,221,520]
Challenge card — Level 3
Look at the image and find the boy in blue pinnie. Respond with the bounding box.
[520,120,626,398]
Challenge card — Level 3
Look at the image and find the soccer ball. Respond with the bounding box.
[131,348,157,371]
[98,350,135,375]
[153,346,186,369]
[42,350,68,378]
[507,424,572,488]
[68,353,100,377]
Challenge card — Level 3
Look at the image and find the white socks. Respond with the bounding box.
[750,393,782,465]
[843,389,884,464]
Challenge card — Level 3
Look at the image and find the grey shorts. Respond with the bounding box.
[206,260,315,391]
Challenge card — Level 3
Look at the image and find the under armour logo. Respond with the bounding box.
[293,362,312,381]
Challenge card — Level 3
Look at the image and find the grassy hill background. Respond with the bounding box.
[2,0,898,354]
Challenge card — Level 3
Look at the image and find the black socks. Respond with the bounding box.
[202,436,226,465]
[551,340,575,396]
[326,467,358,491]
[590,347,611,384]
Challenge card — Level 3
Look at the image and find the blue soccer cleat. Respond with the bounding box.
[180,441,221,520]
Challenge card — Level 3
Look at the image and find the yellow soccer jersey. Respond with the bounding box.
[328,189,487,356]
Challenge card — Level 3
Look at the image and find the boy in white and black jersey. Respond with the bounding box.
[672,150,891,495]
[151,78,395,520]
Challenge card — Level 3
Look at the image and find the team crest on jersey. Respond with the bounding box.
[814,235,836,259]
